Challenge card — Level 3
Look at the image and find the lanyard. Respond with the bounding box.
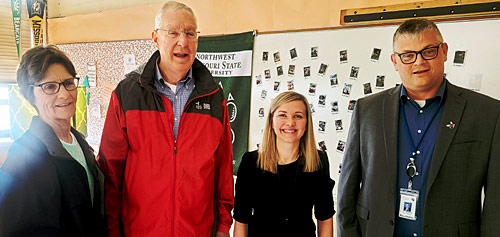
[401,99,443,189]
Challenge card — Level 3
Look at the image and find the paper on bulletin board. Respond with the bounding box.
[101,80,115,106]
[123,54,136,74]
[89,100,101,120]
[87,62,97,87]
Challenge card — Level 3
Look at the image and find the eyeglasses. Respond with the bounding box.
[395,43,443,64]
[156,28,200,40]
[31,78,80,95]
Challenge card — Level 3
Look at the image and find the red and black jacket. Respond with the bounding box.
[98,51,234,237]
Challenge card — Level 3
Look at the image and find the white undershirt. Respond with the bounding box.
[165,80,177,93]
[415,100,426,107]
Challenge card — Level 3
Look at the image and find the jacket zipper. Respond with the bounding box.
[171,87,219,236]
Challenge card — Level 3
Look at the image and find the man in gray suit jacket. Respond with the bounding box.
[337,19,500,237]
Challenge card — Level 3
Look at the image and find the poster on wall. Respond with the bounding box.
[87,62,97,87]
[197,31,254,175]
[26,0,45,47]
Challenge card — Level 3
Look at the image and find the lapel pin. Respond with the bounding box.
[446,121,455,129]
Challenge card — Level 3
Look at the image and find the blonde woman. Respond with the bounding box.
[234,91,335,237]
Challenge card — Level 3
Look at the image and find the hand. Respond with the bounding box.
[216,231,230,237]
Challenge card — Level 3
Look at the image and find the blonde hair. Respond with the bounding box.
[258,91,320,173]
[155,1,197,29]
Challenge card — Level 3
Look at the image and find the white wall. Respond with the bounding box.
[249,18,500,201]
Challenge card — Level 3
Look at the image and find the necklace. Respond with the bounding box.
[277,153,300,165]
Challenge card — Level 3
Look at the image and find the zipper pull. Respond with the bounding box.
[174,140,177,154]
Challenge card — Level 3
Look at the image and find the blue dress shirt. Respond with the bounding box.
[395,80,447,237]
[154,60,195,139]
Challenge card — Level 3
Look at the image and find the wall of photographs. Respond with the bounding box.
[249,18,500,199]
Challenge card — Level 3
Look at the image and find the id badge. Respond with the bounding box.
[399,188,419,220]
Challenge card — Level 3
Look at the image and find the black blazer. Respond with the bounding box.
[337,81,500,237]
[0,116,107,236]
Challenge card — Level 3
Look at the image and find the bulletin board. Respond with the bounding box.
[58,40,157,144]
[249,17,500,199]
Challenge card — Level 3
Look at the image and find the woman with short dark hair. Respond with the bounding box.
[0,45,107,236]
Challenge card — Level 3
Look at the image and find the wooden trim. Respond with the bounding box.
[340,0,500,25]
[253,13,500,36]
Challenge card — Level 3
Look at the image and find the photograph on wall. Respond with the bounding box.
[453,50,466,66]
[290,48,298,60]
[318,63,328,76]
[376,75,385,89]
[258,107,265,118]
[260,89,267,100]
[277,65,284,76]
[274,51,280,63]
[318,95,326,107]
[304,66,311,79]
[311,46,318,59]
[337,140,346,153]
[339,50,348,64]
[363,82,372,95]
[309,82,317,96]
[264,69,271,79]
[371,48,382,62]
[287,80,295,90]
[273,81,281,92]
[288,65,295,76]
[255,74,262,86]
[318,141,327,151]
[348,99,357,112]
[349,66,359,80]
[335,119,343,132]
[331,101,339,114]
[330,74,338,87]
[262,51,268,62]
[342,83,352,97]
[318,120,326,133]
[310,103,316,114]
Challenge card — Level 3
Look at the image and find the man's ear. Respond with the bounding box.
[152,30,160,49]
[390,54,399,71]
[441,42,449,62]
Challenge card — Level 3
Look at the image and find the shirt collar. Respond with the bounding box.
[400,78,447,104]
[155,57,193,88]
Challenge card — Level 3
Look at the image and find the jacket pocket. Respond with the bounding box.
[356,203,369,220]
[450,141,480,153]
[458,221,479,237]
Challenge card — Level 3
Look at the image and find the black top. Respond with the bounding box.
[0,117,107,236]
[234,150,335,237]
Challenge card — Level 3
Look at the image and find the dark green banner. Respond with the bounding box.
[11,0,21,57]
[197,31,254,175]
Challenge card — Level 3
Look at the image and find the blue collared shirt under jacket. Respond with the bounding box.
[154,60,195,139]
[395,80,446,237]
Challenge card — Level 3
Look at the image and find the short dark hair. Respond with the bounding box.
[393,18,443,50]
[16,45,76,105]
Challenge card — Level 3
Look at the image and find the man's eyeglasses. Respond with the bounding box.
[31,78,80,95]
[395,43,443,64]
[156,28,200,40]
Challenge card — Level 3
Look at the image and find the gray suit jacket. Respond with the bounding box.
[337,81,500,237]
